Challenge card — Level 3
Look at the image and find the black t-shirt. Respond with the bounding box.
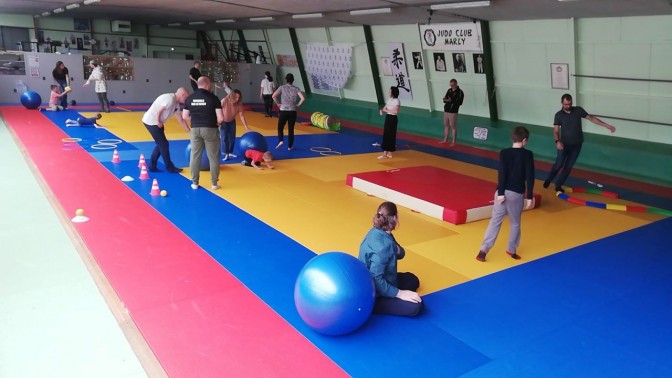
[189,67,201,80]
[53,67,69,81]
[498,147,535,199]
[554,106,588,145]
[184,89,221,128]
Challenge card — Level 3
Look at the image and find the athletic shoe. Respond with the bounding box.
[228,153,237,158]
[191,184,199,190]
[506,251,522,260]
[476,251,487,262]
[555,186,565,193]
[222,154,229,161]
[211,185,221,190]
[543,180,550,189]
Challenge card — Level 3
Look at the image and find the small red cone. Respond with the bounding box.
[138,153,147,168]
[111,149,121,163]
[149,178,161,195]
[139,165,150,180]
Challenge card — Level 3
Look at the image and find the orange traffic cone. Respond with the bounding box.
[149,179,161,195]
[139,165,150,180]
[138,153,147,168]
[111,149,121,163]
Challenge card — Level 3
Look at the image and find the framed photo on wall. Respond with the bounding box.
[473,53,485,74]
[433,52,446,72]
[412,52,423,70]
[74,18,90,32]
[381,57,393,76]
[551,63,569,89]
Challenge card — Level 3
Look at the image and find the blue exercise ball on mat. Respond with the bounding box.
[185,143,210,171]
[237,131,267,155]
[294,252,375,336]
[109,100,116,106]
[20,91,42,110]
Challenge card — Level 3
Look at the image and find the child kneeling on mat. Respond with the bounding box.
[42,85,65,111]
[241,150,274,170]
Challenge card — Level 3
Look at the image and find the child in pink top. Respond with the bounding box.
[44,85,65,111]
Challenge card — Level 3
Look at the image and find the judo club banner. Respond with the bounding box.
[420,22,483,52]
[305,44,353,91]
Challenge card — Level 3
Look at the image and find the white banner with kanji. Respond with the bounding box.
[387,43,412,100]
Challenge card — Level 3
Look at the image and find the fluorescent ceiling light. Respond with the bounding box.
[250,16,274,21]
[167,23,181,26]
[53,8,65,13]
[188,21,205,25]
[83,0,101,5]
[431,1,491,10]
[65,3,80,9]
[292,13,323,19]
[42,11,51,16]
[350,8,392,15]
[216,19,235,23]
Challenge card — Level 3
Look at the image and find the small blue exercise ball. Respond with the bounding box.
[294,252,375,336]
[237,131,267,155]
[185,142,210,171]
[20,91,42,110]
[109,100,116,106]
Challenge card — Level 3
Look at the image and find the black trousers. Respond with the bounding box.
[277,110,297,148]
[263,94,274,116]
[144,123,177,169]
[381,114,398,152]
[373,272,424,317]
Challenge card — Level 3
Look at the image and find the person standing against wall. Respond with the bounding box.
[441,79,464,146]
[272,73,305,151]
[82,60,110,113]
[260,71,276,117]
[182,77,224,190]
[52,61,70,109]
[378,86,400,159]
[188,61,202,92]
[543,93,616,193]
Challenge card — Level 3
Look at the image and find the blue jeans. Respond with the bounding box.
[220,120,236,154]
[546,143,582,188]
[144,123,177,170]
[56,79,68,108]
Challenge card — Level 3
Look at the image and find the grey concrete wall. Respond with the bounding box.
[1,52,277,106]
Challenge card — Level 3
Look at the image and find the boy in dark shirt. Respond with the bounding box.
[477,126,535,262]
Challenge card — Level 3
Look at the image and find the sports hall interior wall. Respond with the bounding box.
[2,14,670,187]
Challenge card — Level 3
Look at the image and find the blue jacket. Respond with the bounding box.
[358,227,405,298]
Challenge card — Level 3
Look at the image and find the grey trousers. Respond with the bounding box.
[480,190,524,254]
[189,127,220,186]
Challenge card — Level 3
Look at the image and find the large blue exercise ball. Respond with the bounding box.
[237,131,267,155]
[185,142,210,171]
[20,91,42,110]
[294,252,375,336]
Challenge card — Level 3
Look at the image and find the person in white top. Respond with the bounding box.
[82,60,110,113]
[378,86,401,159]
[260,71,276,117]
[141,87,191,173]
